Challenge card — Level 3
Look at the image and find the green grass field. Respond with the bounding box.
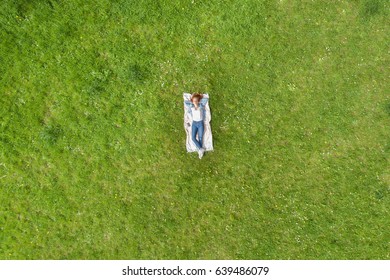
[0,0,389,259]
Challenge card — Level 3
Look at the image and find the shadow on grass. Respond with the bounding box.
[385,101,390,116]
[40,124,63,145]
[127,63,149,84]
[360,0,385,20]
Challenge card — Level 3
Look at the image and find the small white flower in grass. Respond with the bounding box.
[288,83,296,91]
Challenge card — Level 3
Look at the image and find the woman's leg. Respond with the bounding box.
[198,121,204,148]
[191,122,202,149]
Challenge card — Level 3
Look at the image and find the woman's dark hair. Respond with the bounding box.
[191,93,203,102]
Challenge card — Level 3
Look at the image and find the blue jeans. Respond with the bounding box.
[192,121,204,150]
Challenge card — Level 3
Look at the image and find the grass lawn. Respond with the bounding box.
[0,0,389,259]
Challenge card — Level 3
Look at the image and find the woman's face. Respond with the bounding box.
[192,97,199,106]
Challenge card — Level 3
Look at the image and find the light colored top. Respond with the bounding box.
[191,107,203,121]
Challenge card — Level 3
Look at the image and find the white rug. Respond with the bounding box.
[183,93,214,153]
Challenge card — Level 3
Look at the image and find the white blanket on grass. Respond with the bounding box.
[183,93,214,153]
